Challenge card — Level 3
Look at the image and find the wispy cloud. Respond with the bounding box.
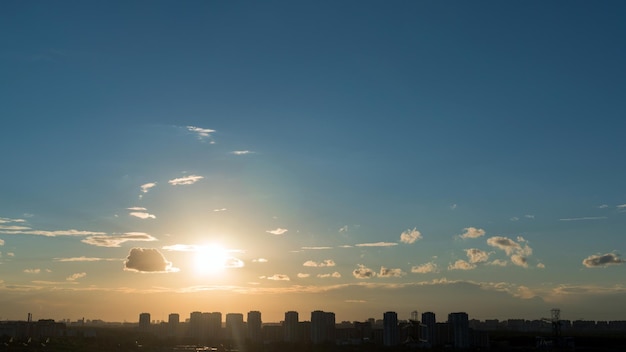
[231,150,253,155]
[303,259,336,267]
[399,228,422,244]
[559,216,607,221]
[582,253,625,268]
[0,228,106,237]
[252,258,268,263]
[450,204,457,210]
[339,225,349,233]
[66,272,87,281]
[355,242,398,247]
[24,268,41,274]
[127,207,147,211]
[459,227,485,239]
[297,273,310,278]
[168,175,204,186]
[301,246,333,250]
[82,232,157,247]
[54,256,120,262]
[186,126,215,142]
[266,228,288,235]
[378,266,405,278]
[0,239,4,246]
[411,262,438,274]
[213,208,227,212]
[345,299,366,303]
[352,264,376,279]
[124,248,179,273]
[598,204,609,209]
[0,217,26,224]
[129,211,156,220]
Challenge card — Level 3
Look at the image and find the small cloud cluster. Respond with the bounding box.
[317,272,341,278]
[187,126,215,142]
[487,236,533,268]
[303,259,336,267]
[459,227,485,239]
[355,242,397,247]
[582,253,625,268]
[400,228,422,244]
[448,260,476,271]
[231,150,253,155]
[24,268,41,274]
[411,262,438,274]
[124,248,178,273]
[140,182,156,193]
[353,264,376,279]
[379,266,405,278]
[262,274,290,281]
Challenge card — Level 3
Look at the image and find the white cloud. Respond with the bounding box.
[353,264,376,279]
[266,228,288,235]
[82,232,158,247]
[559,216,607,221]
[355,242,398,247]
[129,212,156,219]
[66,272,87,281]
[598,204,609,209]
[7,252,14,257]
[448,260,476,271]
[525,215,535,219]
[140,183,156,193]
[0,217,26,224]
[303,259,336,267]
[301,246,333,250]
[54,256,120,262]
[213,208,227,212]
[450,204,457,210]
[465,248,490,263]
[317,272,341,278]
[297,273,310,278]
[400,228,422,244]
[265,274,290,281]
[231,150,253,155]
[168,175,204,186]
[0,225,31,230]
[0,239,4,246]
[252,258,268,263]
[411,262,438,274]
[127,206,147,211]
[582,253,625,268]
[187,126,215,141]
[124,248,178,273]
[0,229,106,237]
[378,266,405,278]
[339,225,349,233]
[459,227,485,239]
[345,300,366,303]
[537,263,545,269]
[24,268,41,274]
[617,204,626,209]
[487,236,533,268]
[510,217,519,221]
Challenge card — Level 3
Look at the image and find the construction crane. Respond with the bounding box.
[539,308,562,349]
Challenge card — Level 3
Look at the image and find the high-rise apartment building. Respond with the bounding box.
[226,313,245,344]
[284,311,299,342]
[311,310,335,344]
[207,312,222,341]
[139,312,151,330]
[448,312,470,349]
[247,311,262,344]
[422,311,436,344]
[383,311,399,347]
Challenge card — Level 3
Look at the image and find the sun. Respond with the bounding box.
[193,245,229,274]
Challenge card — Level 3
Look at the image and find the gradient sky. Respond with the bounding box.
[1,1,625,323]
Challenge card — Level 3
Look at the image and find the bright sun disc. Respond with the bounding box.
[194,245,228,274]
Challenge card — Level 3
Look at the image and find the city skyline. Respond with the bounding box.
[1,1,626,323]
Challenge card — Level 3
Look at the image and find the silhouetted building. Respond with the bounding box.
[139,313,151,330]
[422,312,436,344]
[247,311,262,343]
[383,311,399,347]
[226,313,245,344]
[284,311,299,342]
[448,312,470,349]
[189,311,203,341]
[311,310,335,344]
[168,313,180,337]
[207,312,222,341]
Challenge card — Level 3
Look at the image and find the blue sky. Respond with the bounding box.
[1,1,625,323]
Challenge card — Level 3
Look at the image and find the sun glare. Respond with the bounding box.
[193,245,229,274]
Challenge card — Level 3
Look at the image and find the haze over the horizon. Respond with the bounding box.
[1,1,625,323]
